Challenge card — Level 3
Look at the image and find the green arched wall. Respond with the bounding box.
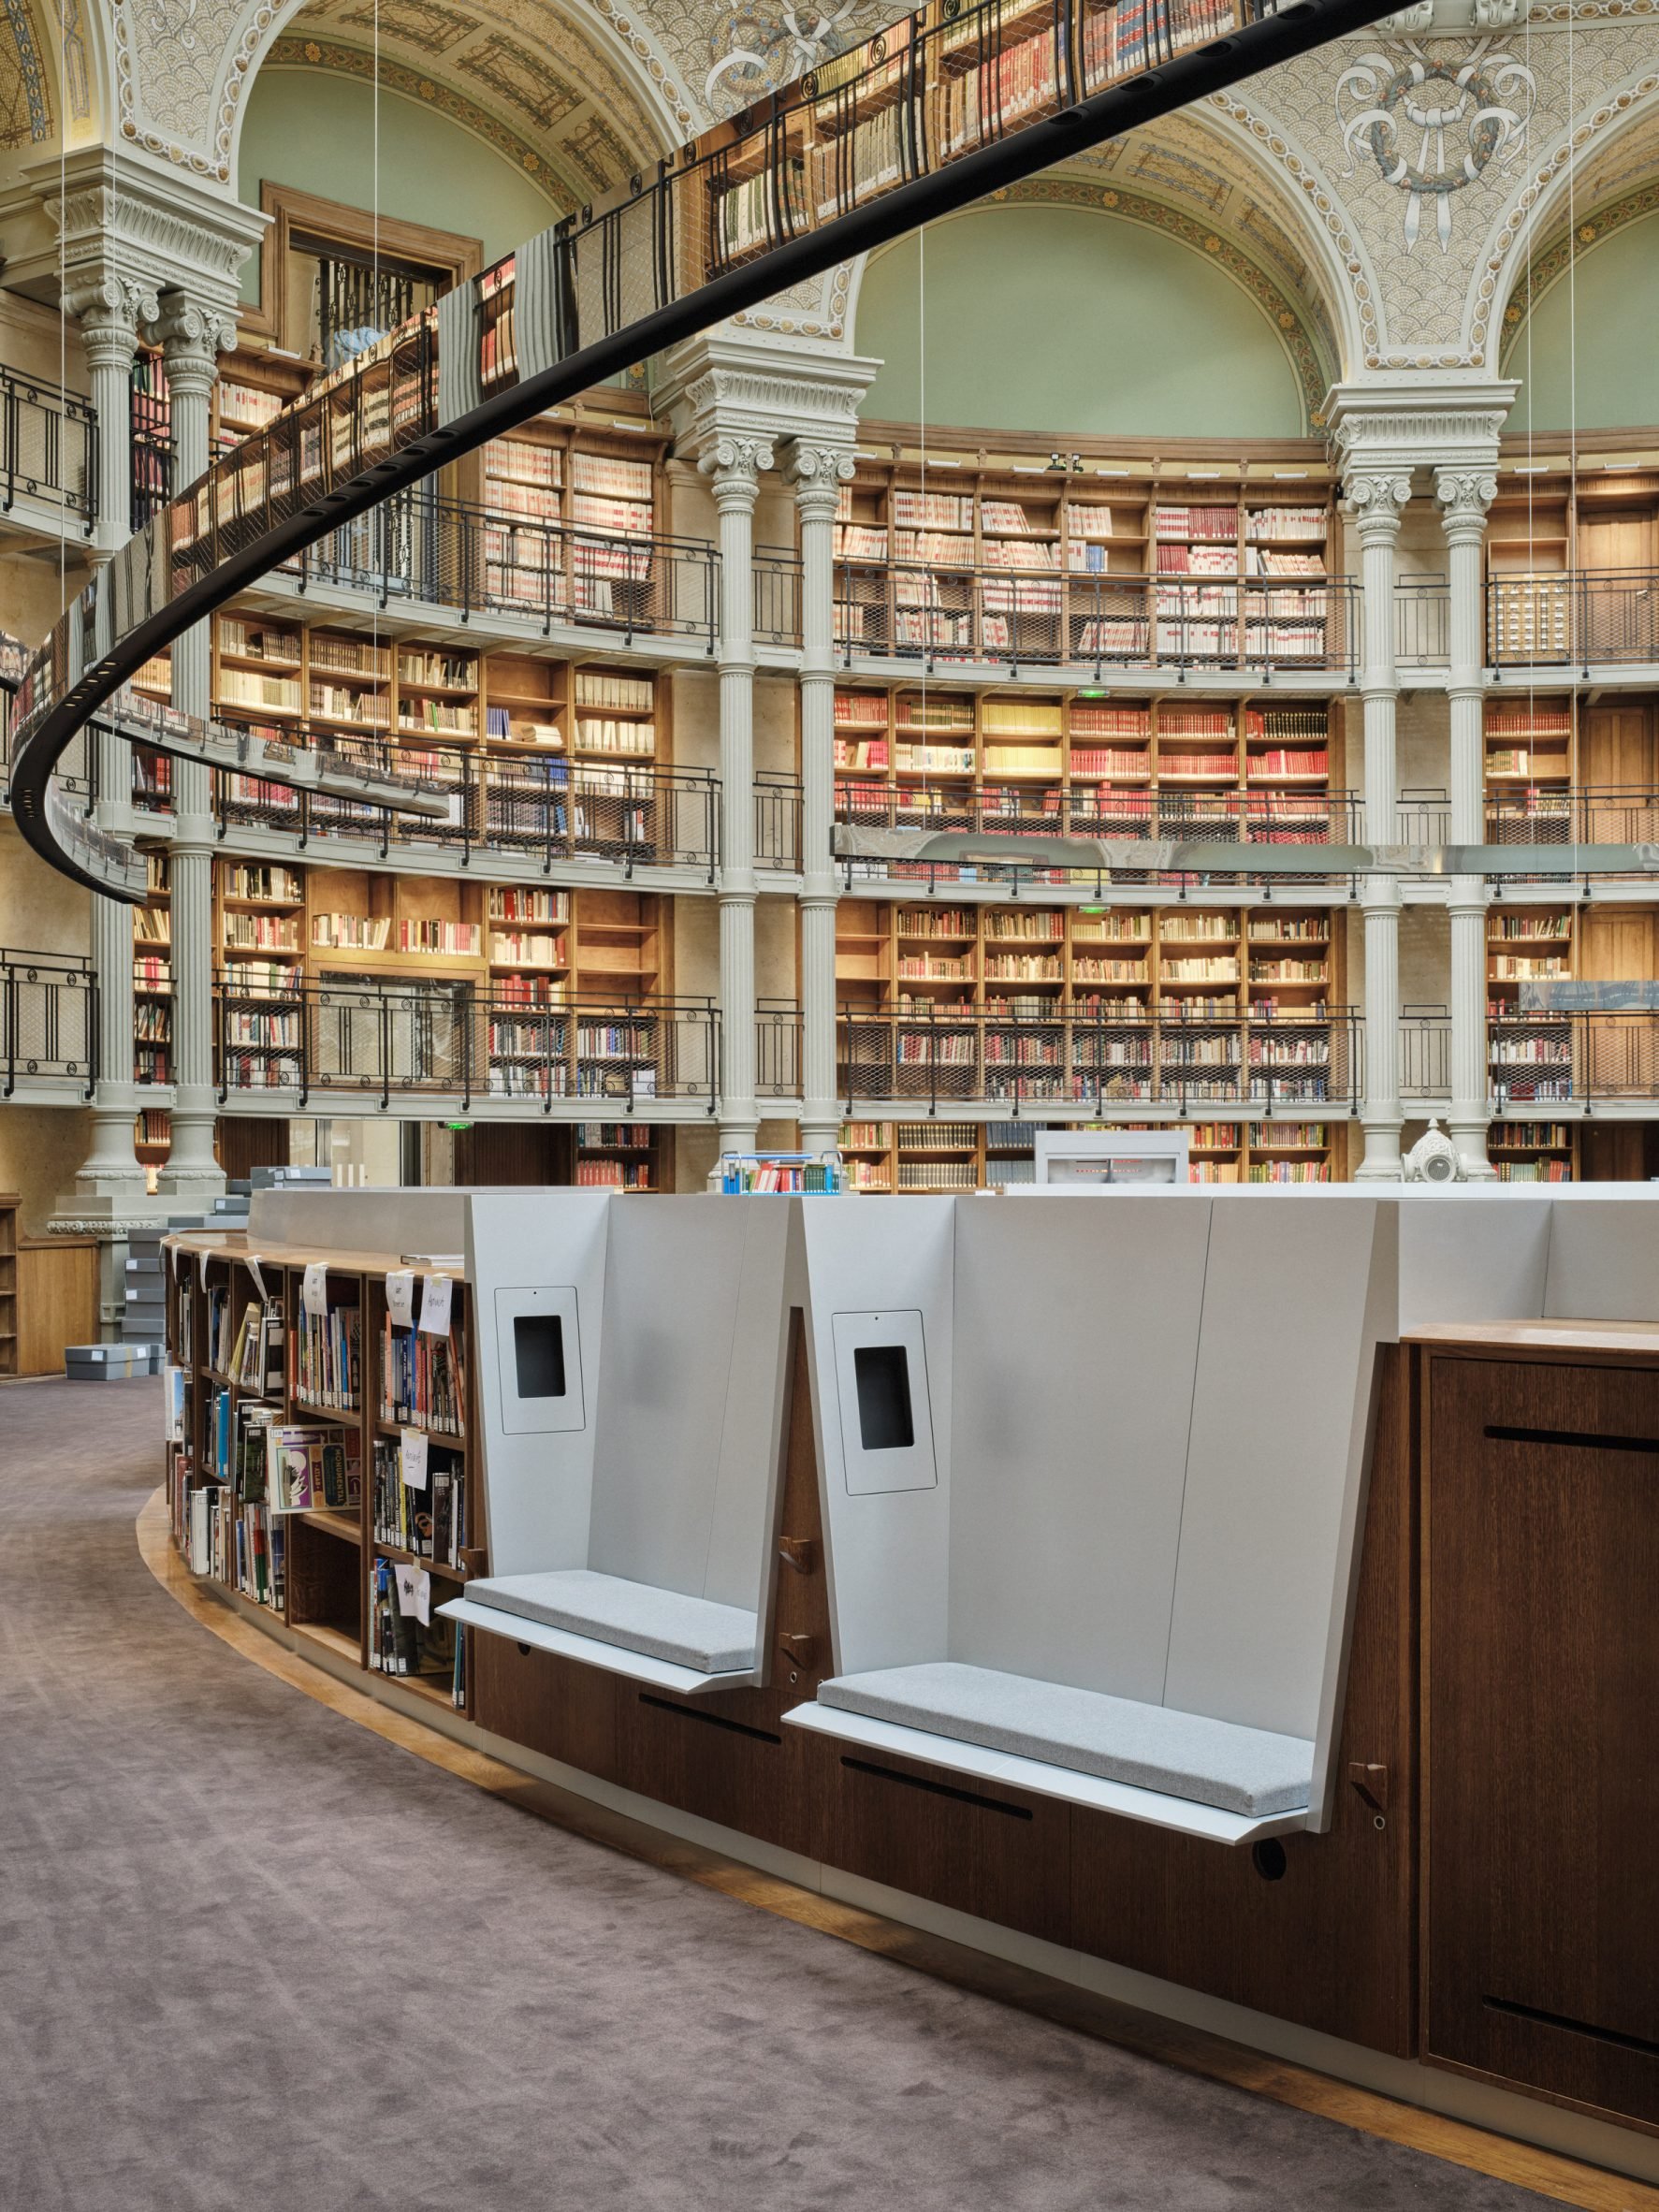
[1506,209,1659,433]
[856,204,1304,436]
[237,67,560,304]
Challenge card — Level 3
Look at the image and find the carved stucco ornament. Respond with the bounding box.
[1337,37,1536,251]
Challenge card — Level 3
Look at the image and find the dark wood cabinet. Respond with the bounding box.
[1420,1343,1659,2128]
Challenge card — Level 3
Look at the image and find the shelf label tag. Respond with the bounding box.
[302,1261,328,1317]
[418,1273,453,1337]
[400,1427,429,1491]
[386,1268,415,1329]
[394,1563,430,1626]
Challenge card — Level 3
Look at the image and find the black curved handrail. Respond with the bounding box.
[11,0,1403,899]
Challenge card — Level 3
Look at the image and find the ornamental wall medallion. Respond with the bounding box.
[1336,39,1536,250]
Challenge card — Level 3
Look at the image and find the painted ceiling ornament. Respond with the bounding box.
[703,0,862,111]
[1336,38,1536,251]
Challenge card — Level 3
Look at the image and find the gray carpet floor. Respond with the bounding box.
[0,1377,1565,2212]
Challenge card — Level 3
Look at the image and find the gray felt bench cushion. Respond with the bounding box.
[819,1661,1313,1817]
[464,1569,757,1674]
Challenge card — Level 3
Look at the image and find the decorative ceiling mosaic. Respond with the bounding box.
[269,0,672,211]
[0,0,51,149]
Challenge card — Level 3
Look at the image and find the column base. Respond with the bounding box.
[1448,1116,1497,1181]
[1353,1121,1404,1182]
[717,1116,760,1158]
[158,1091,226,1199]
[75,1090,149,1203]
[798,1113,841,1157]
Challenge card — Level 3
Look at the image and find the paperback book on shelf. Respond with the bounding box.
[264,1423,363,1514]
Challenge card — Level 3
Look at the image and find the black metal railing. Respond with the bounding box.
[1488,570,1659,669]
[0,950,95,1094]
[756,999,804,1098]
[1399,1008,1450,1101]
[1484,786,1659,859]
[292,487,723,647]
[215,977,721,1112]
[755,772,803,869]
[837,1001,1361,1112]
[1489,1010,1659,1106]
[208,729,720,876]
[835,563,1359,675]
[10,0,1400,897]
[755,546,803,647]
[1,366,96,532]
[1395,577,1448,668]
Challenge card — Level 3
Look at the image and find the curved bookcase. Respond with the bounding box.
[11,0,1399,897]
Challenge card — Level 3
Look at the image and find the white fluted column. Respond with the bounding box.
[156,298,234,1199]
[1345,469,1411,1181]
[702,436,771,1154]
[70,279,158,1201]
[785,439,853,1156]
[1437,465,1499,1179]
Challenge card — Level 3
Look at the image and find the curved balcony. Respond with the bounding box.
[6,0,1396,898]
[834,787,1366,895]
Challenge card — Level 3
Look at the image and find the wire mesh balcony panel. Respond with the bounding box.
[215,978,721,1112]
[837,1003,1361,1113]
[1,367,96,531]
[208,736,720,876]
[837,564,1359,675]
[8,0,1403,897]
[0,952,95,1095]
[1489,1011,1659,1107]
[1488,571,1659,671]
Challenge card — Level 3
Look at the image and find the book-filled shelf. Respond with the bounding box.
[211,858,667,1124]
[196,604,670,861]
[836,897,1346,1184]
[1482,454,1659,664]
[834,446,1339,669]
[165,1240,478,1709]
[837,1116,1338,1190]
[831,685,1342,849]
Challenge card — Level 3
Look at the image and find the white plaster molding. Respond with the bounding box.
[655,330,881,455]
[16,146,266,324]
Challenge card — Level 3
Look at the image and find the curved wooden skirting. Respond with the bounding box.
[135,1486,1656,2212]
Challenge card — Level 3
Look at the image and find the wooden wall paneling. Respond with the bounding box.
[472,1636,622,1782]
[453,1123,574,1185]
[1069,1346,1418,2056]
[16,1238,98,1375]
[215,1114,292,1185]
[1421,1350,1659,2129]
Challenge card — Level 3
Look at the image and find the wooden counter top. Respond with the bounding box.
[1406,1318,1659,1364]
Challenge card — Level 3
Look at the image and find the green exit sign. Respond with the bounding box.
[445,1120,473,1132]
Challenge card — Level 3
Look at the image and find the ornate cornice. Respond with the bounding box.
[22,151,264,327]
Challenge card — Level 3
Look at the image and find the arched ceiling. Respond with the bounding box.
[268,0,674,208]
[1500,102,1659,356]
[1047,111,1350,400]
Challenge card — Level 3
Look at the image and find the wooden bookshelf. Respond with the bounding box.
[0,1194,15,1375]
[135,849,173,1088]
[835,899,1343,1188]
[835,452,1335,664]
[833,684,1340,831]
[167,1241,477,1710]
[837,1114,1336,1191]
